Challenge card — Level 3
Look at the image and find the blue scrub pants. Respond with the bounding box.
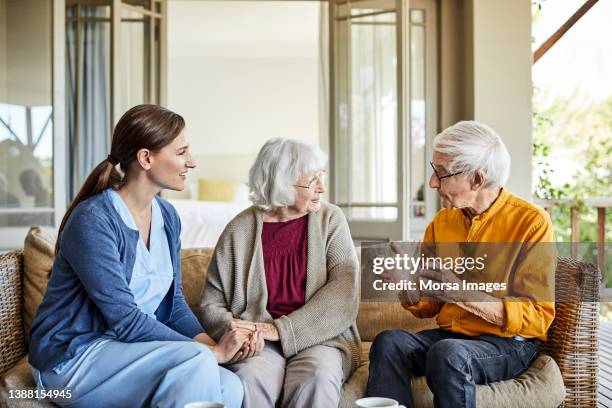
[32,339,243,408]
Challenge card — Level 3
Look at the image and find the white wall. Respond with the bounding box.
[471,0,533,199]
[167,1,322,183]
[170,56,319,155]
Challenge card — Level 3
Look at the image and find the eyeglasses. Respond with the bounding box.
[430,161,465,182]
[294,171,327,190]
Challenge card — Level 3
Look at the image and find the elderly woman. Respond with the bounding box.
[366,121,556,408]
[199,138,361,407]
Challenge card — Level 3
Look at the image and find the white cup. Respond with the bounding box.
[355,397,405,408]
[184,403,225,408]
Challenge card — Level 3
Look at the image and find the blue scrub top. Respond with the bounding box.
[106,189,174,318]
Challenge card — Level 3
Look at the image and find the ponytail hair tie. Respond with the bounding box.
[107,155,119,165]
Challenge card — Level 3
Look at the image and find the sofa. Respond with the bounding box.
[0,227,600,407]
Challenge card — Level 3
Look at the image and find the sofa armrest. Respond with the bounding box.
[0,250,26,376]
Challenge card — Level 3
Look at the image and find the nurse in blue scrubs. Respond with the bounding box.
[28,104,259,408]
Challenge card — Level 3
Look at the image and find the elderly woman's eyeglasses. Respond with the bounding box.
[294,171,327,190]
[430,162,465,182]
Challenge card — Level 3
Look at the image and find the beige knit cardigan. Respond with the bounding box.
[199,202,361,378]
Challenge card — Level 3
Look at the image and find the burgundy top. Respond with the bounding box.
[262,215,308,319]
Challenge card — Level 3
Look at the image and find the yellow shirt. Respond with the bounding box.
[404,188,556,341]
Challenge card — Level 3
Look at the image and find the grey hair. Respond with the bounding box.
[433,121,511,188]
[248,138,328,210]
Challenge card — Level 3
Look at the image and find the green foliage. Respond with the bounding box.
[533,92,612,241]
[531,0,612,306]
[533,140,567,200]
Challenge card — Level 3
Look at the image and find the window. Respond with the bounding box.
[0,0,56,232]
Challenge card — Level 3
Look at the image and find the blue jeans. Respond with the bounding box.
[366,329,539,408]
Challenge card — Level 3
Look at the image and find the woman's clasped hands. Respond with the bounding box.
[214,320,269,364]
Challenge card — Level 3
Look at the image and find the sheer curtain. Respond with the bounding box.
[66,5,110,199]
[349,11,398,220]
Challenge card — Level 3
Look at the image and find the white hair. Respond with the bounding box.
[433,121,511,188]
[248,138,328,210]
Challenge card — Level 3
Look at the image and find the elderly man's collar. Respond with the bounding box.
[460,187,507,223]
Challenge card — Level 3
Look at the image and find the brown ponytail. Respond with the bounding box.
[56,104,185,253]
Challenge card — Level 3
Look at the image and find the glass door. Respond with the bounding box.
[330,0,408,240]
[330,0,437,241]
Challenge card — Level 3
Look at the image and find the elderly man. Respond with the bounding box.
[366,121,555,408]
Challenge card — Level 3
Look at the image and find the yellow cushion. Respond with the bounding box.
[198,178,236,202]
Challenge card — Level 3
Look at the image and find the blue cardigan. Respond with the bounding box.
[29,191,205,372]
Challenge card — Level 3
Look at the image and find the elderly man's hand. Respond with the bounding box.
[385,240,421,304]
[418,267,466,303]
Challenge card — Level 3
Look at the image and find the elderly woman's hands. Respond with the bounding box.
[258,323,280,341]
[232,319,280,341]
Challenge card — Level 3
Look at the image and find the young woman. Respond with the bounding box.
[28,105,255,408]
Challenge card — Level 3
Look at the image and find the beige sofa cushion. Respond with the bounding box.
[357,302,437,342]
[22,227,56,346]
[1,356,36,389]
[0,356,54,407]
[180,248,213,313]
[340,342,566,408]
[475,352,566,407]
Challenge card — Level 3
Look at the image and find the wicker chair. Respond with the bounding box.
[0,251,25,377]
[0,249,601,408]
[540,257,601,407]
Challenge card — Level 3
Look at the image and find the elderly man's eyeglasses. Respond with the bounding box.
[294,171,327,190]
[430,162,465,182]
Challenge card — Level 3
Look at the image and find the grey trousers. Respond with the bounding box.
[227,341,343,408]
